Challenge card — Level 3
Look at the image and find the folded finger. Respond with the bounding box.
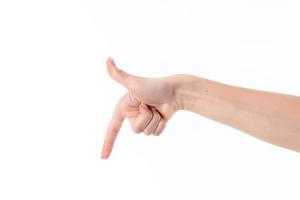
[129,103,153,133]
[153,120,166,136]
[143,107,161,136]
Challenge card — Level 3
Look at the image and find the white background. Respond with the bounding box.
[1,0,300,199]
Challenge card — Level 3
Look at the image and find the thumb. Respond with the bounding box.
[106,57,136,89]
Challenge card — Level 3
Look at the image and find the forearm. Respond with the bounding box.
[173,74,300,152]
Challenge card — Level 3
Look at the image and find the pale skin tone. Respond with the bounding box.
[101,57,300,159]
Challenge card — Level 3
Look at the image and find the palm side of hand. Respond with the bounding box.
[101,58,179,159]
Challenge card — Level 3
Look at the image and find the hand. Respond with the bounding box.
[101,58,179,159]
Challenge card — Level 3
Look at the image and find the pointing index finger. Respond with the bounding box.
[101,107,124,159]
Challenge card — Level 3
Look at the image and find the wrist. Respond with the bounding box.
[170,74,207,111]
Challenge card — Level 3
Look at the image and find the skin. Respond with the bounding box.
[101,57,300,159]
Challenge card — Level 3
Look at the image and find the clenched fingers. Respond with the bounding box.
[143,107,161,135]
[129,103,153,133]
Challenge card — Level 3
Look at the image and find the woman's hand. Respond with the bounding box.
[101,58,179,159]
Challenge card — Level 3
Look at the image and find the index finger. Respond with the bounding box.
[101,108,124,159]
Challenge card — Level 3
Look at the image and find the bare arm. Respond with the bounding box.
[173,75,300,152]
[101,58,300,159]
